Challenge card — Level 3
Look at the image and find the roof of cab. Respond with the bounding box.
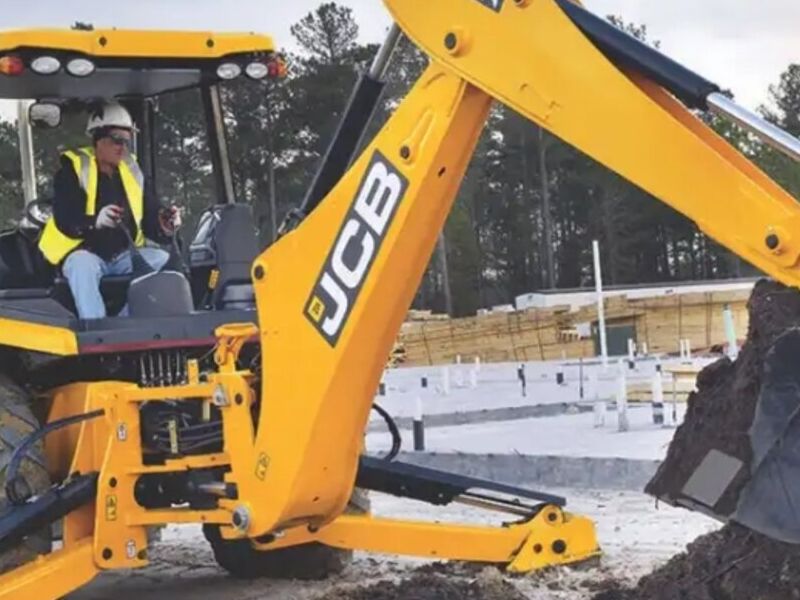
[0,28,274,59]
[0,28,277,100]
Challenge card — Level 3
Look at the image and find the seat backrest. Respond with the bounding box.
[0,230,53,289]
[210,204,260,309]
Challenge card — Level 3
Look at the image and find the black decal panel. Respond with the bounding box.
[305,151,408,347]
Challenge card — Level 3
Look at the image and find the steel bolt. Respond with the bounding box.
[766,233,781,251]
[102,548,113,560]
[254,265,265,280]
[552,539,567,554]
[444,32,458,51]
[400,145,411,160]
[232,506,251,532]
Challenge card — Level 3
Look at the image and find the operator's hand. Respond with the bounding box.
[159,205,183,234]
[96,205,123,229]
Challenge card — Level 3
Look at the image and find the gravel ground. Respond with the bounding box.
[69,489,718,600]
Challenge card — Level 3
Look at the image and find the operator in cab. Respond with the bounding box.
[38,101,181,320]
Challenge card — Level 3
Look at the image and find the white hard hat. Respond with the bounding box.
[86,101,135,135]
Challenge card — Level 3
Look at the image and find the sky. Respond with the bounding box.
[0,0,797,120]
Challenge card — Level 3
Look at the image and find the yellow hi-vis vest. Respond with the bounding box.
[39,147,145,265]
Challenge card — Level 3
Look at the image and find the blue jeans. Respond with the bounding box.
[62,248,169,319]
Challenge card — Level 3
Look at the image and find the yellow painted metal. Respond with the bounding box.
[86,380,242,567]
[45,383,103,548]
[506,506,600,573]
[128,509,232,526]
[245,63,493,537]
[385,0,800,286]
[214,323,259,372]
[0,317,77,355]
[0,28,273,59]
[0,539,98,600]
[16,322,595,598]
[250,505,599,569]
[39,379,241,577]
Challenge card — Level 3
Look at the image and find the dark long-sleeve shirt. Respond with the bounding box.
[52,156,167,261]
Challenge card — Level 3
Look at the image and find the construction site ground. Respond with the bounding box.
[71,489,717,600]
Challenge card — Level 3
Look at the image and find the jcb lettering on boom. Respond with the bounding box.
[305,151,408,346]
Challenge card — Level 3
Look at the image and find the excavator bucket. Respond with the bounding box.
[647,281,800,543]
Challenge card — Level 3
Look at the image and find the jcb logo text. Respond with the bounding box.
[305,152,408,346]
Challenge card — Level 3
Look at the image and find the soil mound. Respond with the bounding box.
[318,568,527,600]
[593,524,800,600]
[599,279,800,599]
[647,279,800,514]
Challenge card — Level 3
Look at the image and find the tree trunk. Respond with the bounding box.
[538,128,555,289]
[437,233,453,316]
[265,89,278,244]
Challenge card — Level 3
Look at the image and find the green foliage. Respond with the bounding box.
[756,65,800,199]
[0,121,21,227]
[290,3,359,65]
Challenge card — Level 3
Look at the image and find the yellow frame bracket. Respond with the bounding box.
[253,504,599,573]
[214,323,259,372]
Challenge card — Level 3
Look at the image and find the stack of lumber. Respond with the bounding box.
[627,377,697,403]
[398,289,751,366]
[623,290,750,355]
[398,306,595,365]
[406,309,450,322]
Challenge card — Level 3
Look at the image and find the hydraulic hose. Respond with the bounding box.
[372,402,402,461]
[5,409,105,505]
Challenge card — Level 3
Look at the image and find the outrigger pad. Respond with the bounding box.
[647,283,800,544]
[357,455,565,509]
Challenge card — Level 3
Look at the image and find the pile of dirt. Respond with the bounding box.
[647,279,800,514]
[597,279,800,599]
[593,524,800,600]
[318,567,527,600]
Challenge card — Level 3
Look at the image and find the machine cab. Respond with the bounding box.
[0,27,283,355]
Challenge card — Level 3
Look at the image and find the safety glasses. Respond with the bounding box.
[107,133,132,149]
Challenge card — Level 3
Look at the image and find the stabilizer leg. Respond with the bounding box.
[253,504,599,573]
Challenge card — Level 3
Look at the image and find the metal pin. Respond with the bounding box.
[158,353,165,387]
[167,419,178,454]
[139,355,148,386]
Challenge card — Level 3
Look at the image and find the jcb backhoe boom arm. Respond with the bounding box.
[240,0,800,537]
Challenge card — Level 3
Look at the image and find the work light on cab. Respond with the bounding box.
[267,56,287,78]
[0,55,24,76]
[216,62,241,80]
[66,58,95,77]
[245,61,269,80]
[31,56,61,75]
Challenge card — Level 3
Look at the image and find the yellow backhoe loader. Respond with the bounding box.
[0,0,798,598]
